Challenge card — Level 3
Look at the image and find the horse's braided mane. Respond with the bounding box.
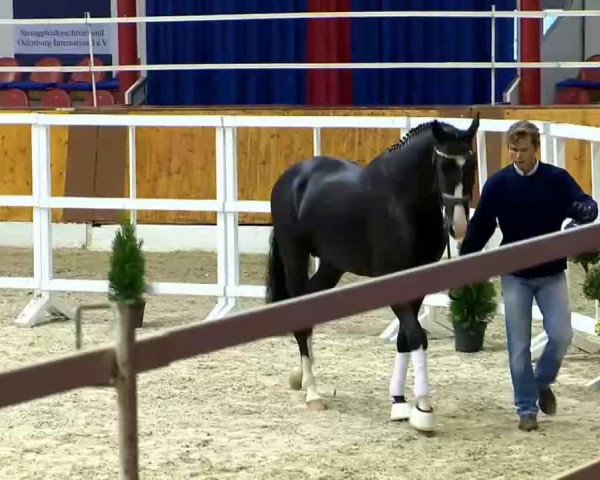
[386,120,449,152]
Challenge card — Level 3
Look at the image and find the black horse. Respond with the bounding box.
[265,115,479,432]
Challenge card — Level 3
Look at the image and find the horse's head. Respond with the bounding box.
[430,114,479,240]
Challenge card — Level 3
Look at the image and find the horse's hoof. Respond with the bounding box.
[390,401,411,422]
[409,405,437,432]
[289,368,302,390]
[307,399,326,411]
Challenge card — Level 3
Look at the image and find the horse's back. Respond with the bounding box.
[271,156,414,275]
[270,156,363,218]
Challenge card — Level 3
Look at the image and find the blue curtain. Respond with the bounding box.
[350,0,516,105]
[145,0,308,105]
[146,0,516,106]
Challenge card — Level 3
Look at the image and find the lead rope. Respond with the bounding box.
[432,148,454,261]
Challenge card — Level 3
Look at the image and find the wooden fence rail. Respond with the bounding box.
[0,222,600,478]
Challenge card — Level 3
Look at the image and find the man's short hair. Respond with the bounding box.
[506,120,540,149]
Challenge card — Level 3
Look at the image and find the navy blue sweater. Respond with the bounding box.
[459,162,598,278]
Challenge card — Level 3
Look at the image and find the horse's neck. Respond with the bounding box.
[368,137,436,197]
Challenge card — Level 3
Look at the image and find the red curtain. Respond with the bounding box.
[307,0,352,106]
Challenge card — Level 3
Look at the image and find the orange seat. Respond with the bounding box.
[83,90,115,106]
[0,57,21,84]
[556,87,592,105]
[578,54,600,83]
[70,56,106,84]
[30,57,64,84]
[0,89,28,107]
[40,88,71,108]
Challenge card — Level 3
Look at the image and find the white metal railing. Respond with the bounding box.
[1,8,600,106]
[0,112,598,332]
[0,9,599,25]
[3,61,600,74]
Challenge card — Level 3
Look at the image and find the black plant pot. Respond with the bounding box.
[118,300,146,329]
[454,325,486,353]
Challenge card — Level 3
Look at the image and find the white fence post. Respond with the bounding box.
[553,137,566,169]
[541,122,555,167]
[206,121,238,321]
[128,126,137,227]
[15,118,73,327]
[476,129,488,196]
[310,127,322,275]
[224,125,239,314]
[206,122,229,320]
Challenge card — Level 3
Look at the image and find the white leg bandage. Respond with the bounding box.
[389,352,409,399]
[411,347,430,398]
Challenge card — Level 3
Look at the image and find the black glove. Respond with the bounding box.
[569,201,597,224]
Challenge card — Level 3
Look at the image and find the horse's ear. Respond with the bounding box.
[431,120,445,142]
[467,112,480,138]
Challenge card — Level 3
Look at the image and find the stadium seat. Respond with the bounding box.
[70,56,107,84]
[577,54,600,83]
[30,57,64,85]
[40,88,71,108]
[0,57,22,85]
[83,90,115,106]
[0,89,29,107]
[555,87,592,105]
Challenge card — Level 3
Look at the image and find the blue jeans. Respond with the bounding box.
[500,272,573,418]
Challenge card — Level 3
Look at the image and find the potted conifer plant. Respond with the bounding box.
[571,251,600,274]
[448,280,497,353]
[583,263,600,337]
[108,217,148,328]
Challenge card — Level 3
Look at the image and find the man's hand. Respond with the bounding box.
[568,201,598,224]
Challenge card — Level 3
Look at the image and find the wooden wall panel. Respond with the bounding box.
[133,126,217,224]
[50,126,70,222]
[237,127,313,224]
[94,127,127,224]
[1,106,599,225]
[0,125,31,222]
[62,127,98,223]
[0,125,68,222]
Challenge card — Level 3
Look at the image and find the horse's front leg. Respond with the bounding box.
[391,302,437,432]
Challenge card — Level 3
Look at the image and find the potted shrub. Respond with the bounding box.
[448,281,497,353]
[571,251,600,274]
[582,263,600,337]
[108,217,148,328]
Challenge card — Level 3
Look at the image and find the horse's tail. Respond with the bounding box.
[265,230,288,304]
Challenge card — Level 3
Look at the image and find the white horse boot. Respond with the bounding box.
[389,352,410,421]
[408,347,437,431]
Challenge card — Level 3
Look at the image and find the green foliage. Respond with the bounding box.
[108,218,147,304]
[579,262,600,337]
[571,251,600,274]
[583,263,600,302]
[449,281,497,334]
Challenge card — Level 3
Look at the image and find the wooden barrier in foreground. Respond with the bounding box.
[1,222,600,478]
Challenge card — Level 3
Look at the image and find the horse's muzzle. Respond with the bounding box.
[442,193,471,239]
[441,193,471,208]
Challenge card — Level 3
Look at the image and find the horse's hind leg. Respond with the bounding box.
[289,259,343,411]
[390,298,436,432]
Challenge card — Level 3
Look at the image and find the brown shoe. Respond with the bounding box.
[518,415,539,431]
[538,385,557,415]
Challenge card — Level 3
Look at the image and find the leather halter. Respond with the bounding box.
[432,147,472,258]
